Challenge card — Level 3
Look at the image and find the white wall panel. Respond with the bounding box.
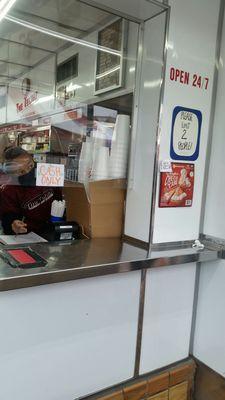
[193,7,225,378]
[204,6,225,239]
[140,263,196,374]
[193,260,225,377]
[153,0,220,243]
[0,272,140,400]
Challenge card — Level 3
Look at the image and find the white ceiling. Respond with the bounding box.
[0,0,114,85]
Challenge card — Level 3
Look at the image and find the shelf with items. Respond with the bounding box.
[18,125,51,154]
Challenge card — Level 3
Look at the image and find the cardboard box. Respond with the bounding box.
[63,179,126,238]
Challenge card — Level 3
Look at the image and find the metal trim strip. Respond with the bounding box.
[200,234,225,252]
[134,268,147,377]
[148,6,171,248]
[126,21,145,190]
[189,262,201,355]
[151,240,195,252]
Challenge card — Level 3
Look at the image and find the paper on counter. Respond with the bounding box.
[0,232,47,245]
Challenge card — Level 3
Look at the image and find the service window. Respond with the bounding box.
[0,0,139,240]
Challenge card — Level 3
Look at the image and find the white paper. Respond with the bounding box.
[0,232,47,245]
[159,160,172,173]
[172,111,199,157]
[36,163,65,187]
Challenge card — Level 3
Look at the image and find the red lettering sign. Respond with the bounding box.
[16,91,38,113]
[170,67,209,90]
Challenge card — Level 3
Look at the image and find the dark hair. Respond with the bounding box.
[4,147,29,161]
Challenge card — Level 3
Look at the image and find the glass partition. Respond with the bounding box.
[0,0,140,238]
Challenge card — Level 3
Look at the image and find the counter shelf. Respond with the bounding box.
[0,238,219,292]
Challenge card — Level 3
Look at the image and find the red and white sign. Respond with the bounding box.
[170,67,209,91]
[159,163,194,208]
[16,91,38,114]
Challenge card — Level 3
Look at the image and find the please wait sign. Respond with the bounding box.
[36,163,65,187]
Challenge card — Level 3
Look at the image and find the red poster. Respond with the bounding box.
[159,163,194,207]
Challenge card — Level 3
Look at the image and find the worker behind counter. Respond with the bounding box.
[1,147,62,235]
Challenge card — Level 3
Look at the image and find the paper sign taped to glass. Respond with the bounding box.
[36,163,65,187]
[159,162,194,208]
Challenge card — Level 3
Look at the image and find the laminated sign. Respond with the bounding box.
[36,163,65,187]
[159,163,194,208]
[170,106,202,161]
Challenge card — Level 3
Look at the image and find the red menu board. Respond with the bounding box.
[159,163,194,208]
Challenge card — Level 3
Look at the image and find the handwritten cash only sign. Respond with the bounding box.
[159,163,194,208]
[36,163,65,187]
[170,106,202,161]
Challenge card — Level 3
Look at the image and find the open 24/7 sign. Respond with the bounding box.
[170,106,202,161]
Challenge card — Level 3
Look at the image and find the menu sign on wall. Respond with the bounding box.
[159,163,194,208]
[94,18,126,95]
[170,106,202,161]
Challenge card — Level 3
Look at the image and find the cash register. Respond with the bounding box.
[43,220,81,242]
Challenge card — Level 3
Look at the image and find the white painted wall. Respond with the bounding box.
[140,263,196,373]
[0,272,140,400]
[152,0,220,243]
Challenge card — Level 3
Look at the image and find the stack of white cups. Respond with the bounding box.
[51,200,66,222]
[109,114,130,179]
[78,114,130,182]
[91,146,109,181]
[78,139,93,183]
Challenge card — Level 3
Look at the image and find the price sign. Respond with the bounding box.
[170,106,202,161]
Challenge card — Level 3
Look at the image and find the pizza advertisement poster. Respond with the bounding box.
[159,163,194,208]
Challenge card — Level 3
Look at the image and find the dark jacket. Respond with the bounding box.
[1,184,62,234]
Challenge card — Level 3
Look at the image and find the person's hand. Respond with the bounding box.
[11,220,27,234]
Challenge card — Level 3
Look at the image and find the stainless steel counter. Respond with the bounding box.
[0,238,219,291]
